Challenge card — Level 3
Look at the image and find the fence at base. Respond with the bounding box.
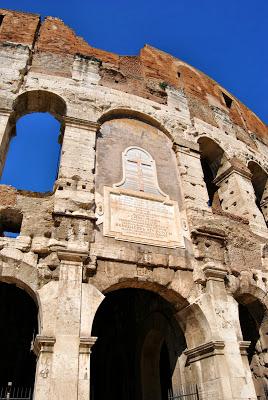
[168,384,199,400]
[0,383,32,400]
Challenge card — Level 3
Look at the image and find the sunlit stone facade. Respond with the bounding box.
[0,8,268,400]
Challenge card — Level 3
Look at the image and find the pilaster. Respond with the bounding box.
[214,161,266,231]
[54,117,99,217]
[78,336,97,400]
[33,336,56,400]
[173,139,211,212]
[203,264,257,399]
[49,251,85,400]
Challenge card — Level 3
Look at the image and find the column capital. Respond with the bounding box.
[79,336,97,354]
[203,263,227,281]
[33,335,56,356]
[57,249,89,263]
[184,340,225,364]
[64,116,100,131]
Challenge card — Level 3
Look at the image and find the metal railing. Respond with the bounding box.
[168,384,199,400]
[0,383,32,400]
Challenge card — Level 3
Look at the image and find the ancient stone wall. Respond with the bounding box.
[0,8,268,400]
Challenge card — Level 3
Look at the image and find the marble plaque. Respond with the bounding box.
[103,187,184,248]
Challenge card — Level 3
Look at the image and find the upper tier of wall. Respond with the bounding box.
[0,8,267,143]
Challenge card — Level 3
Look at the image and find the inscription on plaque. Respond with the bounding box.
[103,188,184,248]
[103,147,185,248]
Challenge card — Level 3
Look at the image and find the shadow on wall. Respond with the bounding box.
[0,112,61,192]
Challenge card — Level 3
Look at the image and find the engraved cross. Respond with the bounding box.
[127,153,151,192]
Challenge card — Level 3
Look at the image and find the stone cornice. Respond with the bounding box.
[64,116,100,131]
[79,336,97,354]
[214,165,252,186]
[184,340,225,364]
[239,340,251,356]
[33,335,56,356]
[0,107,12,117]
[191,227,226,243]
[173,138,199,153]
[52,210,96,221]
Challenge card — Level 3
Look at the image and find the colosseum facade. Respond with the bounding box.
[0,8,268,400]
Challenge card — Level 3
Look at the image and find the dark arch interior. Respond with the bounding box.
[238,299,268,398]
[198,137,224,209]
[90,288,186,400]
[248,162,268,220]
[200,158,219,207]
[238,302,261,363]
[0,282,38,388]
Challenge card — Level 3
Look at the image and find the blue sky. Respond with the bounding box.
[0,114,61,192]
[0,0,267,192]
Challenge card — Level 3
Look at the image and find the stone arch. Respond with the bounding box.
[90,286,192,400]
[102,279,188,311]
[0,90,67,191]
[248,160,268,224]
[12,90,67,123]
[92,278,210,349]
[97,108,173,140]
[228,272,268,308]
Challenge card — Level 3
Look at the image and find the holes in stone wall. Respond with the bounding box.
[222,92,233,109]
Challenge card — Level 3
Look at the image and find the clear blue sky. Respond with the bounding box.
[0,0,267,192]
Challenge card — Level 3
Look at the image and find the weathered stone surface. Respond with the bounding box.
[0,8,267,400]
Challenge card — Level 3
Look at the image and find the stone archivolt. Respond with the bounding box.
[0,8,267,400]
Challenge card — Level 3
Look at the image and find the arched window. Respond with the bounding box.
[248,161,268,225]
[198,137,225,208]
[0,90,66,192]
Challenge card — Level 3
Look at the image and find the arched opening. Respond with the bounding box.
[238,296,268,398]
[0,282,38,396]
[0,90,66,192]
[248,161,268,225]
[198,137,225,209]
[90,288,187,400]
[97,109,172,140]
